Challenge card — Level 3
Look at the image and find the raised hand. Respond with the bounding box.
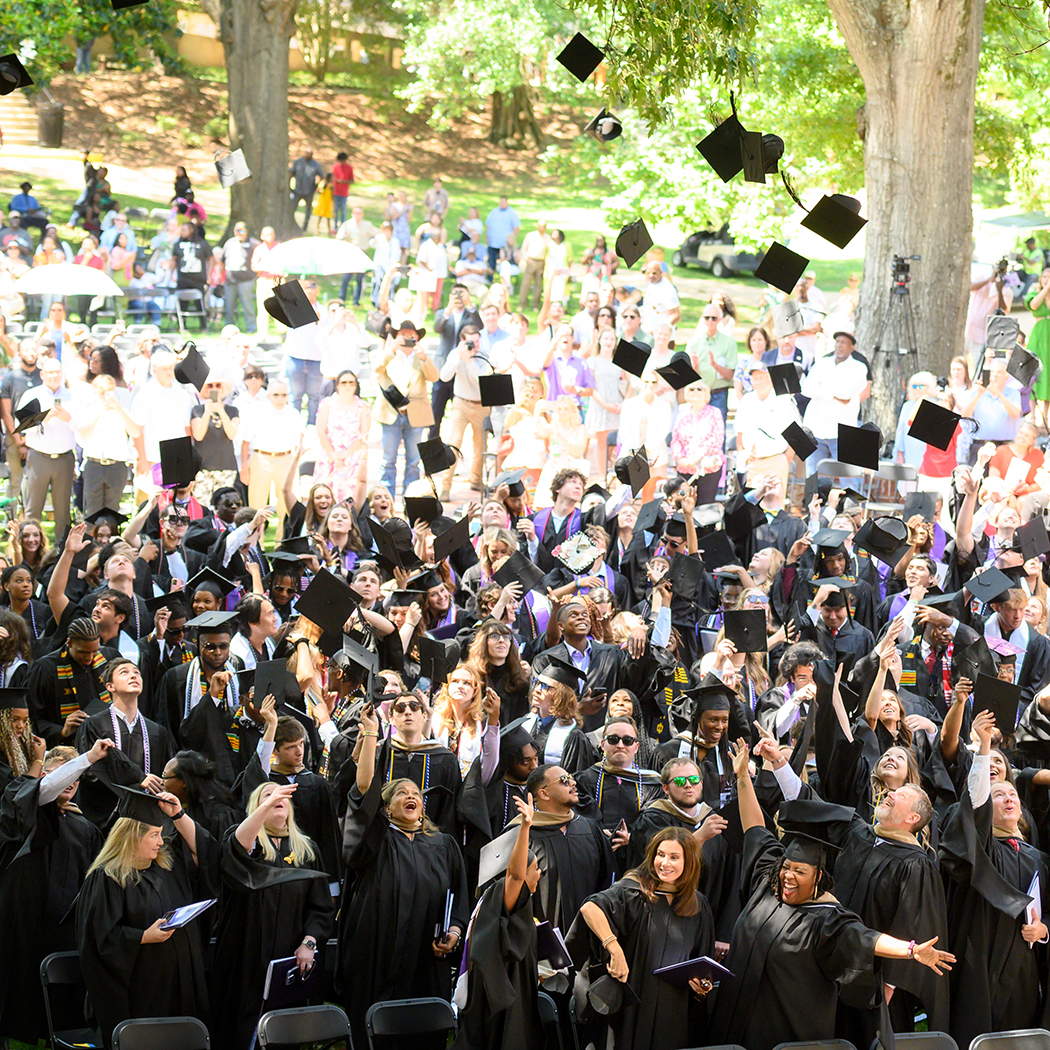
[729,738,750,779]
[912,937,955,974]
[512,791,535,825]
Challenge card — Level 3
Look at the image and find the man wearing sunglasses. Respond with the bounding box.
[576,716,662,872]
[151,504,205,591]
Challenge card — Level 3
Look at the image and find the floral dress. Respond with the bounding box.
[314,395,369,501]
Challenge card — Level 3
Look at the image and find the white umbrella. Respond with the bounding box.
[15,263,125,297]
[262,237,374,276]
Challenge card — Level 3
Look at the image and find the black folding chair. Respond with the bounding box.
[112,1016,210,1050]
[39,951,102,1050]
[537,989,564,1050]
[364,997,456,1050]
[969,1031,1050,1050]
[772,1041,858,1050]
[257,1004,352,1050]
[871,1033,959,1050]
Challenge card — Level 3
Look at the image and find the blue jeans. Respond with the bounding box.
[381,416,423,496]
[333,195,348,226]
[285,356,323,425]
[487,245,501,273]
[75,44,93,73]
[806,437,839,475]
[224,279,257,332]
[371,266,387,308]
[128,298,161,323]
[339,272,365,305]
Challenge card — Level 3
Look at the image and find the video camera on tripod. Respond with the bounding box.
[892,254,921,288]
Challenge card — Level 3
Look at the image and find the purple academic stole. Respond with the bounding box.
[533,507,582,545]
[575,563,614,595]
[525,591,551,637]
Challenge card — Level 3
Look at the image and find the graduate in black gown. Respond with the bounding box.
[0,740,108,1043]
[486,722,539,835]
[235,712,342,885]
[76,786,217,1049]
[517,660,595,775]
[452,791,544,1050]
[337,701,470,1050]
[211,781,336,1049]
[707,740,955,1050]
[159,750,244,841]
[75,658,177,826]
[568,826,716,1050]
[0,688,38,791]
[514,762,615,933]
[940,709,1050,1047]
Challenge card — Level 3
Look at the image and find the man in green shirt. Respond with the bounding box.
[684,304,737,425]
[1021,236,1045,296]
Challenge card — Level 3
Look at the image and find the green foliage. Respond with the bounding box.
[0,1,76,84]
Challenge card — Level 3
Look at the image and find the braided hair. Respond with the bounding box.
[68,617,101,642]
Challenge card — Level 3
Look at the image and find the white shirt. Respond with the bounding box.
[131,380,196,462]
[800,354,868,439]
[640,279,680,331]
[439,344,513,400]
[417,236,449,278]
[240,403,304,453]
[282,302,323,361]
[320,324,363,379]
[570,309,596,348]
[76,398,133,461]
[734,389,802,458]
[17,383,76,454]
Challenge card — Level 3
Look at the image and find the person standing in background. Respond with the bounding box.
[331,152,355,228]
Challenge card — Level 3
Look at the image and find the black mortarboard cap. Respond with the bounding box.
[174,344,209,392]
[724,608,767,652]
[159,436,199,487]
[782,829,842,866]
[685,672,736,712]
[663,512,691,539]
[1007,344,1042,387]
[0,687,30,710]
[612,339,651,378]
[493,468,528,497]
[654,357,701,391]
[695,114,751,184]
[668,554,704,602]
[739,129,765,184]
[585,482,611,501]
[537,656,588,691]
[799,194,867,250]
[340,636,379,675]
[381,385,410,411]
[615,220,654,270]
[186,610,239,631]
[902,490,936,523]
[13,398,48,435]
[479,373,516,407]
[804,474,833,505]
[432,515,471,563]
[278,534,314,556]
[985,315,1020,351]
[966,566,1015,605]
[1017,517,1050,561]
[908,399,960,452]
[633,499,665,535]
[370,519,406,572]
[266,550,304,571]
[493,550,545,593]
[771,300,804,339]
[851,516,908,564]
[417,635,449,684]
[974,672,1022,734]
[214,147,252,188]
[615,448,650,496]
[918,589,960,612]
[186,566,236,598]
[753,242,809,295]
[296,569,360,654]
[837,422,882,471]
[116,786,166,826]
[722,492,766,542]
[811,527,850,551]
[782,421,817,461]
[768,364,802,398]
[404,495,443,525]
[388,589,424,607]
[144,591,190,615]
[953,636,998,684]
[406,568,444,592]
[416,437,457,476]
[820,588,847,608]
[251,659,287,705]
[85,507,130,526]
[0,55,33,95]
[696,528,736,570]
[584,108,622,143]
[556,31,604,81]
[264,281,316,329]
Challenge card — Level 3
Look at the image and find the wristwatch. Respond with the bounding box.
[302,937,317,951]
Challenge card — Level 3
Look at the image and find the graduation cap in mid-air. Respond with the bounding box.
[432,515,472,564]
[695,102,783,185]
[769,363,802,397]
[633,499,665,536]
[158,437,201,488]
[966,566,1016,605]
[782,421,817,461]
[263,280,317,329]
[901,490,936,524]
[696,529,737,571]
[404,495,443,525]
[614,219,654,269]
[0,54,33,95]
[614,448,650,497]
[296,569,360,655]
[173,343,209,392]
[478,374,516,407]
[214,147,252,188]
[974,672,1023,735]
[985,315,1021,351]
[771,300,804,339]
[837,422,882,471]
[851,517,908,566]
[416,438,458,477]
[799,194,867,250]
[144,591,191,615]
[724,608,767,652]
[722,492,766,542]
[753,243,810,296]
[13,398,48,435]
[908,399,961,452]
[1016,516,1050,561]
[667,553,704,602]
[493,551,545,593]
[654,357,702,391]
[584,108,622,143]
[1007,344,1042,388]
[555,32,605,81]
[612,339,651,378]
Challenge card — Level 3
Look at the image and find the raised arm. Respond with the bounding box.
[941,676,972,764]
[234,782,297,854]
[504,792,534,911]
[355,701,380,795]
[732,738,764,833]
[47,523,90,623]
[954,467,979,558]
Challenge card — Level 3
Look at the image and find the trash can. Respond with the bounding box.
[37,101,64,148]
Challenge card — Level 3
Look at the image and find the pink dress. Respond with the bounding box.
[314,395,368,501]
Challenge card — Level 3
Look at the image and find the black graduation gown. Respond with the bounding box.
[137,637,196,719]
[235,752,342,884]
[566,879,715,1050]
[0,776,102,1043]
[451,881,543,1050]
[211,829,335,1050]
[337,775,470,1050]
[533,641,627,732]
[76,829,218,1049]
[26,645,121,747]
[483,660,530,724]
[371,737,462,837]
[831,822,951,1044]
[523,813,615,931]
[575,763,663,831]
[75,708,177,827]
[487,777,529,839]
[940,787,1050,1047]
[707,827,881,1050]
[526,716,596,775]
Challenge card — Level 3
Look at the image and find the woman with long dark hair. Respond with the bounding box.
[467,618,530,721]
[569,826,715,1050]
[1,569,50,647]
[160,749,244,839]
[8,519,48,576]
[319,502,368,578]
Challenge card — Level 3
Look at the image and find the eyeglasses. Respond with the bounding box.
[670,774,701,787]
[167,515,190,527]
[702,314,720,320]
[604,734,637,746]
[393,700,423,714]
[548,774,576,787]
[746,595,770,605]
[535,680,554,692]
[200,642,230,652]
[167,625,186,637]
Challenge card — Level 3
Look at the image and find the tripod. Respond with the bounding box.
[871,255,921,419]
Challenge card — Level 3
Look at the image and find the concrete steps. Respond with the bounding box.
[0,91,39,146]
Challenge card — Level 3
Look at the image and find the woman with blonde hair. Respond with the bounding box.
[1026,594,1048,635]
[533,394,591,508]
[77,787,211,1049]
[212,781,335,1050]
[431,662,502,779]
[9,519,48,576]
[746,546,784,592]
[499,375,547,479]
[462,526,518,600]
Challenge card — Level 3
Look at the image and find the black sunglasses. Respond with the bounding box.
[604,734,637,746]
[393,700,423,714]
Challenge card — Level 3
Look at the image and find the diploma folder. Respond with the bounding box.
[159,898,217,930]
[535,921,572,969]
[262,955,318,1011]
[653,955,734,989]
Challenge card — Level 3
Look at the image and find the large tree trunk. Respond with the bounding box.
[204,0,298,238]
[487,84,544,150]
[827,0,986,438]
